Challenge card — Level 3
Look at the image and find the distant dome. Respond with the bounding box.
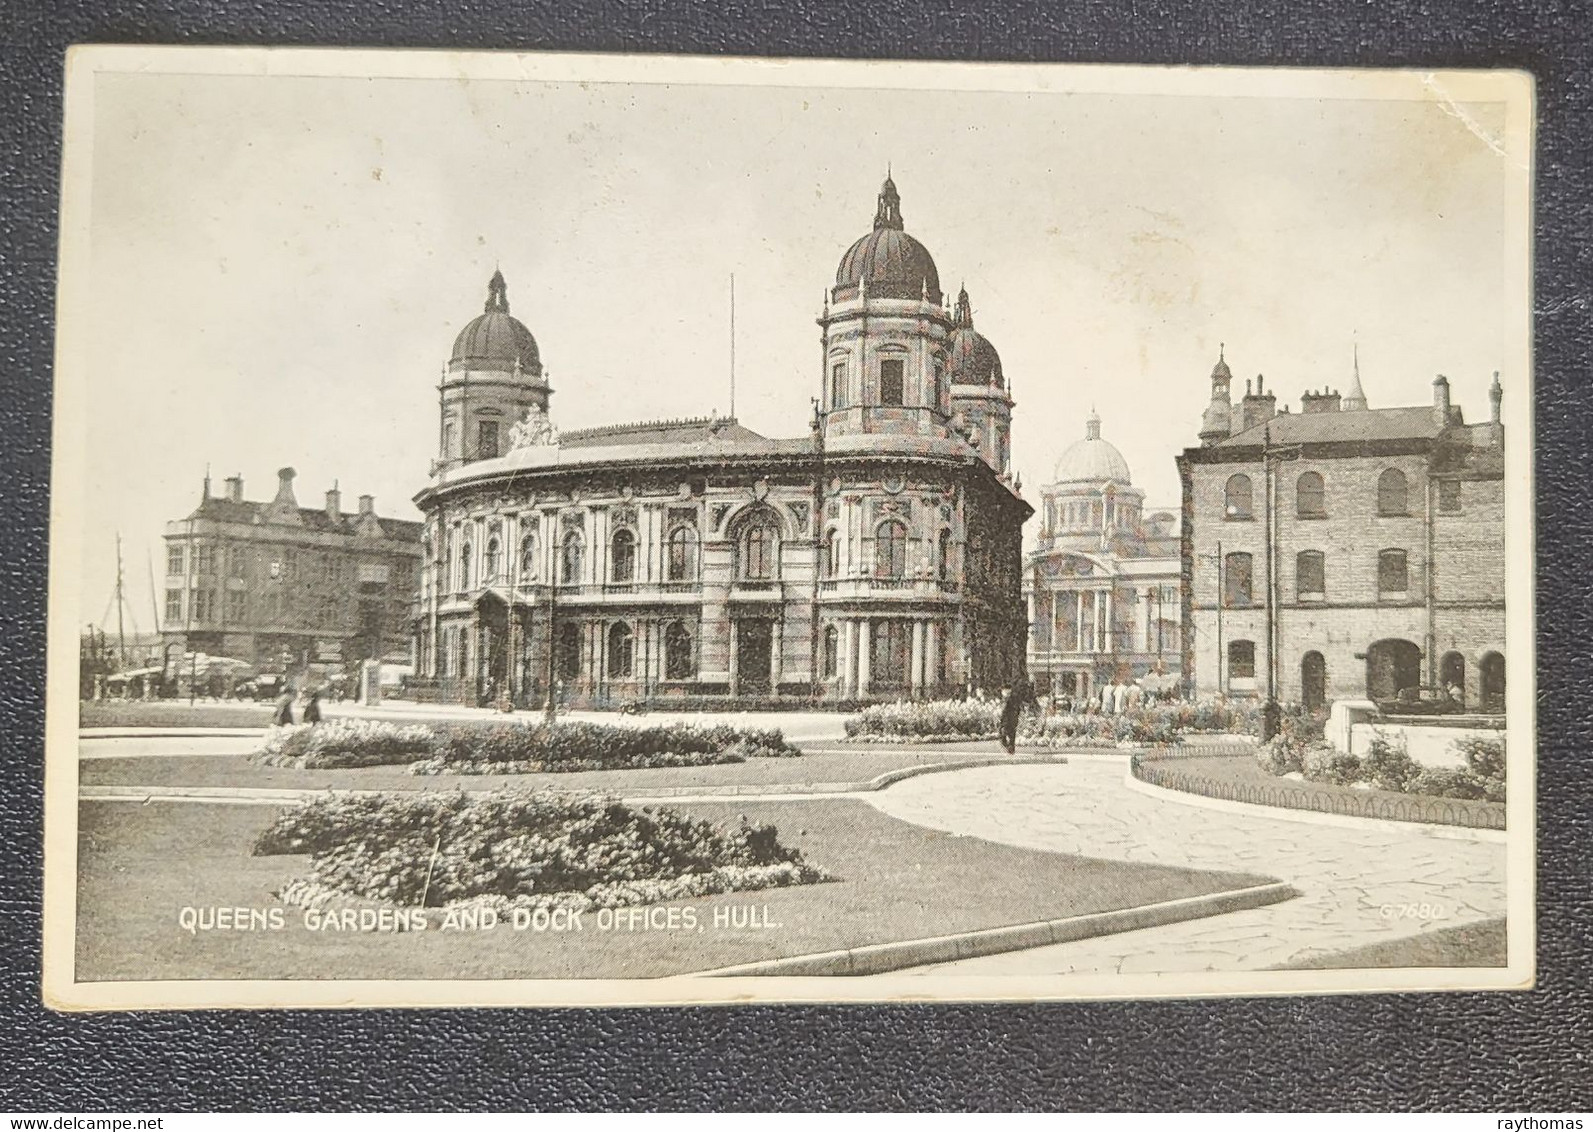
[946,286,1004,388]
[1053,412,1132,484]
[450,270,542,373]
[833,175,942,304]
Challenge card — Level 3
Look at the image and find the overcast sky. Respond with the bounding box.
[71,60,1518,633]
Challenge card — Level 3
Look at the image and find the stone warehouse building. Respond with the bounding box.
[411,175,1033,707]
[1178,349,1507,711]
[161,470,422,673]
[1024,412,1182,703]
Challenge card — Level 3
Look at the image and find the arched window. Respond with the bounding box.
[1378,468,1409,516]
[875,520,908,579]
[1224,474,1253,519]
[1223,551,1253,606]
[737,515,779,581]
[823,625,839,678]
[664,621,695,680]
[519,533,538,580]
[457,541,472,591]
[667,526,698,582]
[556,621,581,679]
[561,529,584,585]
[607,621,633,678]
[484,537,500,582]
[937,529,953,583]
[1296,471,1326,518]
[822,528,839,579]
[1378,549,1409,595]
[610,529,636,583]
[1296,550,1325,599]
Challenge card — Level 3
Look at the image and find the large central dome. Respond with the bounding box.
[833,175,942,304]
[1054,412,1132,485]
[450,270,543,373]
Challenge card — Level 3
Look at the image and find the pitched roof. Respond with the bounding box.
[186,497,422,540]
[1218,406,1445,448]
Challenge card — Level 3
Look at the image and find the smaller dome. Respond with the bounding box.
[946,286,1004,388]
[833,174,942,304]
[450,270,543,374]
[1053,411,1132,485]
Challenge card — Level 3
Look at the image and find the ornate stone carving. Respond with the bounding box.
[787,502,810,534]
[507,405,559,450]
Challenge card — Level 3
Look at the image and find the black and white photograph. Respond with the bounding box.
[42,48,1535,1009]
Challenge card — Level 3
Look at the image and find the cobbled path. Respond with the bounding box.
[865,759,1507,974]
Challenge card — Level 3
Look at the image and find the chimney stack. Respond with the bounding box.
[1433,375,1452,427]
[1240,374,1278,432]
[325,481,342,521]
[1301,388,1342,414]
[274,467,297,506]
[358,494,375,516]
[224,475,244,503]
[1490,371,1503,425]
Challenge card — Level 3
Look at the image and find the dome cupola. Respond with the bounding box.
[1054,411,1132,485]
[832,173,942,304]
[450,270,543,374]
[945,285,1004,388]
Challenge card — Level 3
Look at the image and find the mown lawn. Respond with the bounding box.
[1278,917,1507,969]
[75,798,1274,981]
[78,747,1061,795]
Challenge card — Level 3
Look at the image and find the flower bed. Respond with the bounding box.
[1257,723,1505,804]
[253,719,802,774]
[256,720,436,769]
[254,789,830,913]
[843,696,1259,747]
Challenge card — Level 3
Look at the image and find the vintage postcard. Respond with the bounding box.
[43,47,1535,1009]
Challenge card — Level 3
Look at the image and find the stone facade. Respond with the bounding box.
[1024,412,1182,702]
[1179,353,1507,711]
[161,469,421,673]
[411,176,1032,708]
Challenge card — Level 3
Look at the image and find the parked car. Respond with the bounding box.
[1376,686,1464,717]
[250,673,287,702]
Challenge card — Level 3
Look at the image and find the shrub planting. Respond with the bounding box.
[254,789,829,912]
[253,719,801,774]
[1255,725,1506,803]
[844,695,1258,747]
[256,720,436,769]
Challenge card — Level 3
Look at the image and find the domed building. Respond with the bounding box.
[1024,412,1182,704]
[410,175,1032,708]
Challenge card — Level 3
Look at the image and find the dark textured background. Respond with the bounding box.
[3,0,1589,1112]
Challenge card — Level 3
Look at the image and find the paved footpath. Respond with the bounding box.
[865,759,1507,974]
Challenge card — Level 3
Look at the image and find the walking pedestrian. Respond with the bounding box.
[272,688,295,727]
[302,687,322,725]
[999,677,1031,755]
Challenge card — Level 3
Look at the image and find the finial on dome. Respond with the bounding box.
[954,285,973,328]
[873,170,904,231]
[1086,407,1101,441]
[485,269,509,313]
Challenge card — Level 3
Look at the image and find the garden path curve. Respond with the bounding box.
[864,759,1508,974]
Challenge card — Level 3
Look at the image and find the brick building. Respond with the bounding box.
[411,175,1033,708]
[161,469,422,675]
[1177,349,1507,711]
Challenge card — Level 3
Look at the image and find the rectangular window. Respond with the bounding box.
[165,589,183,623]
[194,544,214,575]
[1378,549,1410,596]
[192,588,214,622]
[1228,640,1256,680]
[225,588,246,623]
[879,359,904,407]
[830,362,847,411]
[477,420,500,459]
[1438,479,1462,513]
[166,545,184,576]
[1296,551,1325,600]
[1223,551,1253,607]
